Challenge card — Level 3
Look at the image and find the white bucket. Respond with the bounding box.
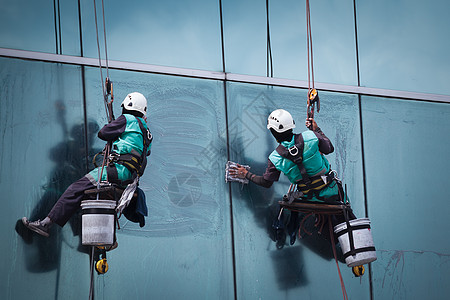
[81,200,116,246]
[333,218,377,267]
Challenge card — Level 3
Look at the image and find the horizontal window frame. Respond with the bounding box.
[1,47,449,104]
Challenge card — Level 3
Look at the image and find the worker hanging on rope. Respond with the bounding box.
[228,109,356,249]
[22,92,152,238]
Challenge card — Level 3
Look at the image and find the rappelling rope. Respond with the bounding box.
[305,0,320,128]
[329,215,349,300]
[90,0,112,298]
[306,0,314,93]
[266,0,273,78]
[92,0,115,189]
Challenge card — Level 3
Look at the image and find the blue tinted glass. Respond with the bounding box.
[362,96,450,299]
[0,58,89,299]
[59,0,82,55]
[81,0,222,71]
[0,0,56,52]
[226,82,368,299]
[222,0,357,85]
[82,68,233,299]
[357,0,450,95]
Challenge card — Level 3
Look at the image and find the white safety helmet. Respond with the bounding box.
[267,109,296,133]
[121,92,147,116]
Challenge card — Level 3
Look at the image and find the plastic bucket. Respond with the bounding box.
[81,200,116,246]
[333,218,377,267]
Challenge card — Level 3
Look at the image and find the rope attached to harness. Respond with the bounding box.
[305,0,320,128]
[90,0,113,299]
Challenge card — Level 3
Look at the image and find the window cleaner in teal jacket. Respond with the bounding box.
[229,109,355,248]
[22,92,152,237]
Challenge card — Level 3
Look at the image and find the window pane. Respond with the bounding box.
[362,96,450,299]
[222,0,357,85]
[357,0,450,95]
[83,68,233,299]
[81,0,222,71]
[0,0,56,53]
[60,0,82,56]
[0,58,89,299]
[226,82,368,299]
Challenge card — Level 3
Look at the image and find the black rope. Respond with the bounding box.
[92,0,108,120]
[90,1,113,297]
[266,0,273,77]
[57,0,62,54]
[101,0,110,79]
[53,0,59,54]
[89,246,95,300]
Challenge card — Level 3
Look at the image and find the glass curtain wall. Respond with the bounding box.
[1,0,450,299]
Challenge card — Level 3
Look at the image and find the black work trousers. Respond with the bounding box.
[48,176,95,226]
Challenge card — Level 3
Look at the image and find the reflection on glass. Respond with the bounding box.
[0,58,89,299]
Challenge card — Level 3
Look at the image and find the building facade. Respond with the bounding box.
[1,0,449,299]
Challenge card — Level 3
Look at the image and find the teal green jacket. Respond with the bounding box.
[86,113,151,185]
[268,130,338,201]
[269,130,330,184]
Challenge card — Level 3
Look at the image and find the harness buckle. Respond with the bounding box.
[288,145,299,156]
[330,170,340,183]
[108,152,119,164]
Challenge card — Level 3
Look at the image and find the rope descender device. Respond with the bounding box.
[307,88,320,119]
[104,77,114,123]
[305,0,320,129]
[105,77,113,101]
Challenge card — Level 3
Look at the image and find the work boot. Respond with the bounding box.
[22,217,51,237]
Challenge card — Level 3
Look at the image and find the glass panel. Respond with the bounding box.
[83,68,233,299]
[362,96,450,299]
[222,0,357,85]
[226,82,368,299]
[0,0,56,53]
[0,58,89,299]
[81,0,222,71]
[357,0,450,95]
[60,0,82,56]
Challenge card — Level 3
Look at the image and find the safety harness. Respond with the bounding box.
[275,133,334,198]
[106,117,152,185]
